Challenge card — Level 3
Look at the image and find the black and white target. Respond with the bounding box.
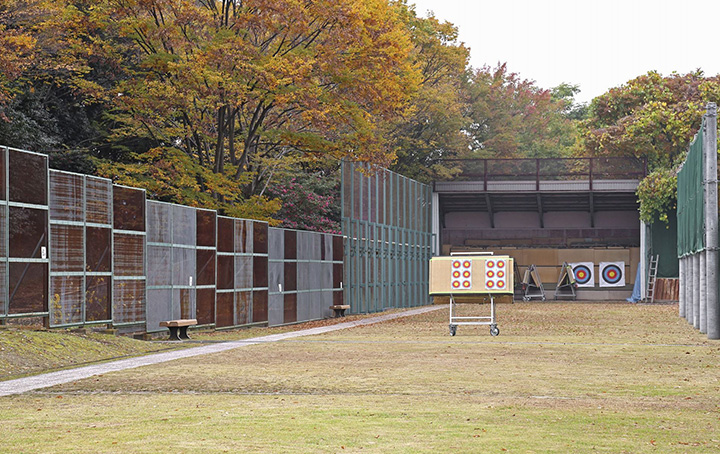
[599,262,625,287]
[570,262,594,287]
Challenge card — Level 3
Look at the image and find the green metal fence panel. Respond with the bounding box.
[677,126,705,257]
[650,210,679,278]
[341,161,433,313]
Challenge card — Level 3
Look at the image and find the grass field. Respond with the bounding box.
[2,302,720,453]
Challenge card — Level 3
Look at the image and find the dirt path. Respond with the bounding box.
[0,306,442,397]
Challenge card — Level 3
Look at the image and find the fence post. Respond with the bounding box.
[690,252,702,329]
[700,252,707,333]
[704,102,719,339]
[688,255,694,324]
[679,256,685,318]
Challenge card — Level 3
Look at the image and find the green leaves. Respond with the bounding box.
[636,167,677,224]
[465,64,580,159]
[582,71,720,224]
[582,71,720,170]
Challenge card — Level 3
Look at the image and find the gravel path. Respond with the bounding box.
[0,306,442,397]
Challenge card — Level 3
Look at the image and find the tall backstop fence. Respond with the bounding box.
[341,161,434,313]
[677,103,719,339]
[0,145,343,333]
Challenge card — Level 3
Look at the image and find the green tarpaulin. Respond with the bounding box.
[677,126,705,257]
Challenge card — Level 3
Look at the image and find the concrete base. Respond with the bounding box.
[515,286,635,301]
[545,288,633,301]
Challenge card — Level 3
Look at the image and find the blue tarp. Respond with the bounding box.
[626,266,642,303]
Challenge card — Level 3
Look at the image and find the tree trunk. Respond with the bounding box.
[214,105,226,174]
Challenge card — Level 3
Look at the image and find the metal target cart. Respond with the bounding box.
[429,254,514,336]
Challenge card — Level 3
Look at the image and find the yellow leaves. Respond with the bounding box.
[0,24,37,102]
[0,0,433,211]
[95,146,254,212]
[225,195,282,224]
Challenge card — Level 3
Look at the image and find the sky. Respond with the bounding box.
[409,0,720,104]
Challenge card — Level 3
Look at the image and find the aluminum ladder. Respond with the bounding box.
[646,255,659,303]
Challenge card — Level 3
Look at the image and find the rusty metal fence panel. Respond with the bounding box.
[0,146,354,333]
[48,171,122,327]
[268,228,343,326]
[3,147,49,320]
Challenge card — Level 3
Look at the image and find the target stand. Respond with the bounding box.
[429,255,514,336]
[554,262,577,300]
[522,264,545,301]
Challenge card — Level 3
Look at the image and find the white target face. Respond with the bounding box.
[485,259,507,290]
[451,259,472,290]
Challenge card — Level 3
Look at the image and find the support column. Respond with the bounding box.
[679,256,685,318]
[685,255,698,325]
[700,251,707,333]
[694,253,701,329]
[431,192,440,256]
[640,221,648,300]
[704,102,719,339]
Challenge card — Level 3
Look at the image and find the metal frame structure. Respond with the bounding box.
[268,227,343,326]
[429,254,512,336]
[448,294,498,336]
[110,184,146,327]
[216,215,236,325]
[47,170,117,327]
[436,156,647,190]
[146,200,200,333]
[1,147,50,321]
[341,161,433,314]
[678,103,720,339]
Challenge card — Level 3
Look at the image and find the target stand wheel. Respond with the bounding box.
[449,324,457,336]
[490,325,500,336]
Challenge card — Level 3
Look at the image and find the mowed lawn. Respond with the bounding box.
[2,302,720,453]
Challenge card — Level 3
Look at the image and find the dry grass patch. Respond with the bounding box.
[2,393,719,453]
[0,328,189,380]
[4,302,720,453]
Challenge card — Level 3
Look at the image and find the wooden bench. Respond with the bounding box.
[330,305,350,318]
[159,319,197,341]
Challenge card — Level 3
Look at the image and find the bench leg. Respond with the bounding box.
[333,309,346,318]
[167,326,181,341]
[179,325,191,340]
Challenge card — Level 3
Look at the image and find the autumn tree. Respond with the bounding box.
[264,168,341,233]
[0,0,124,167]
[96,0,418,217]
[465,63,579,159]
[388,3,471,183]
[580,70,720,169]
[0,0,36,117]
[581,70,720,224]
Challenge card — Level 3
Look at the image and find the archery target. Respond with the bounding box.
[485,258,508,291]
[430,256,514,295]
[451,259,472,290]
[570,262,594,287]
[599,262,625,287]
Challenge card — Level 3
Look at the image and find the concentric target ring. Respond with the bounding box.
[573,264,592,285]
[601,264,623,285]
